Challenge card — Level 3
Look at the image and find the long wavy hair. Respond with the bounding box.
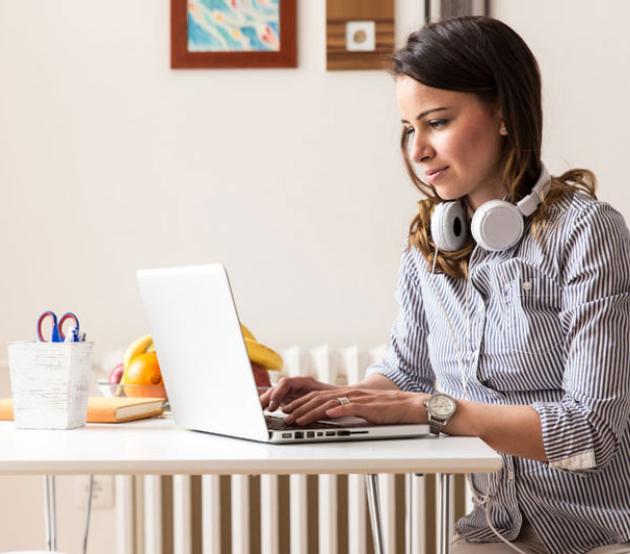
[392,16,596,279]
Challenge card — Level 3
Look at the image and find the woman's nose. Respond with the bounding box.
[409,133,434,163]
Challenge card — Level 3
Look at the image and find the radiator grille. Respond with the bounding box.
[114,345,472,553]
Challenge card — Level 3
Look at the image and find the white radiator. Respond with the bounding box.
[114,345,473,554]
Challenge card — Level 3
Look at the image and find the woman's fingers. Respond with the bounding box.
[271,388,422,426]
[266,377,299,410]
[259,388,272,408]
[284,393,334,422]
[283,388,351,415]
[285,390,362,424]
[282,390,323,413]
[286,398,344,426]
[266,377,328,411]
[326,402,364,419]
[325,394,425,425]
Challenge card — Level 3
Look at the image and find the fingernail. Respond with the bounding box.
[269,401,276,411]
[284,416,294,424]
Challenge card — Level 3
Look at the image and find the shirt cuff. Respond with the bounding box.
[532,401,597,472]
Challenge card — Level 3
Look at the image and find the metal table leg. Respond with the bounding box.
[438,473,452,554]
[405,473,424,554]
[43,475,57,551]
[405,474,412,554]
[365,474,384,554]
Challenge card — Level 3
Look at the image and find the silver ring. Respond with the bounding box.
[336,396,350,406]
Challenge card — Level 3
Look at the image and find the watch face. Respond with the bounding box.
[430,395,456,418]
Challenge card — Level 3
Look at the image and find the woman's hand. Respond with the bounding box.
[282,388,430,426]
[259,376,336,411]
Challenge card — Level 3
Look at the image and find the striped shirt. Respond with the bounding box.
[366,191,630,554]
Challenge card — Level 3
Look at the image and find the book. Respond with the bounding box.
[0,396,165,424]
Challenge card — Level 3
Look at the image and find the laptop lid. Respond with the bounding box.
[136,264,269,442]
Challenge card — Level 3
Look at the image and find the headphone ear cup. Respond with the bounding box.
[471,200,524,251]
[430,202,468,252]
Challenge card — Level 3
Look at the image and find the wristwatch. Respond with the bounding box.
[424,393,457,436]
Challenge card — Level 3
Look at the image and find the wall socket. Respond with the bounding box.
[74,475,115,509]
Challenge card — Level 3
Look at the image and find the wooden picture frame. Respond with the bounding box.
[326,0,395,71]
[171,0,297,69]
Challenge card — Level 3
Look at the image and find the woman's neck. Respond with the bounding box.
[465,180,508,217]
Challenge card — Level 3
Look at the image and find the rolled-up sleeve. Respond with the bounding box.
[365,246,436,394]
[532,203,630,474]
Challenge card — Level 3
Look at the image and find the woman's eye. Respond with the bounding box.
[403,127,415,135]
[428,119,448,129]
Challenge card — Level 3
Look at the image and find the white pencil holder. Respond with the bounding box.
[7,341,93,429]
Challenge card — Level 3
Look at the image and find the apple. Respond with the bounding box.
[108,363,124,384]
[251,362,271,388]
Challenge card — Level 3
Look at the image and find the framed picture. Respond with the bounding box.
[326,0,395,71]
[424,0,489,23]
[171,0,297,69]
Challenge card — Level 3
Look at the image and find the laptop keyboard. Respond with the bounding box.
[265,415,340,431]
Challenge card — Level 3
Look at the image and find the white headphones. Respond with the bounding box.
[430,164,552,252]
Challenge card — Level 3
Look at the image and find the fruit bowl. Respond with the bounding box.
[96,379,168,402]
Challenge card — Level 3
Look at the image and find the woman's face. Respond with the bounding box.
[395,76,506,210]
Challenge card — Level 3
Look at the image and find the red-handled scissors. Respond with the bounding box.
[37,311,81,342]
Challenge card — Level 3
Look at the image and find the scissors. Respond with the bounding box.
[37,311,81,343]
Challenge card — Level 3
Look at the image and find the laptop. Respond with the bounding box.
[136,263,429,444]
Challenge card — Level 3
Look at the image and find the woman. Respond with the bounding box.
[260,16,630,554]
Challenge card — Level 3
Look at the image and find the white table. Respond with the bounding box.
[0,418,502,553]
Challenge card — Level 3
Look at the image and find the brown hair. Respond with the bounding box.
[392,16,596,278]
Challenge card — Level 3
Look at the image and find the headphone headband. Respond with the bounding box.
[516,165,551,217]
[430,163,551,253]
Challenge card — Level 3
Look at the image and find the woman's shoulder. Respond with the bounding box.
[542,191,630,280]
[544,190,628,237]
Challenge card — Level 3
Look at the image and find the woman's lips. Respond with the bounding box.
[426,167,449,183]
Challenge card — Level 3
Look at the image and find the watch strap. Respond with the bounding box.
[428,415,448,436]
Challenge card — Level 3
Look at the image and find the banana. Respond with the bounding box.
[123,334,154,370]
[244,337,283,371]
[240,323,256,341]
[123,326,282,374]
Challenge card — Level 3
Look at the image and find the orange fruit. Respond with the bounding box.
[121,351,167,398]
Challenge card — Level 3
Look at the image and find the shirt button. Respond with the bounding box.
[522,280,532,292]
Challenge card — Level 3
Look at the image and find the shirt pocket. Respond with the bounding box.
[495,272,564,355]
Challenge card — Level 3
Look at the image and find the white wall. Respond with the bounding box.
[0,0,629,551]
[1,0,628,365]
[0,0,424,368]
[493,0,630,218]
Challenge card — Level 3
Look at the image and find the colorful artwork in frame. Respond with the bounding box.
[171,0,297,69]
